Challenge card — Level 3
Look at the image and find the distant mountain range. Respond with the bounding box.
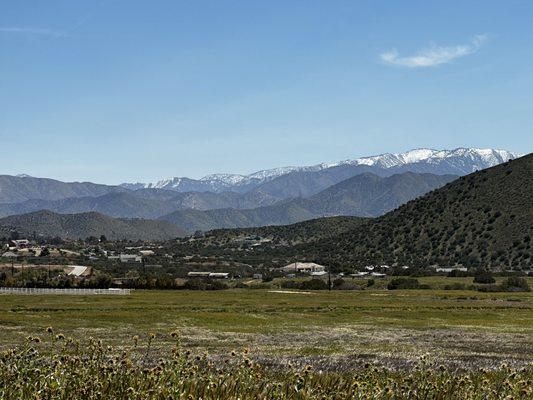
[201,153,532,269]
[159,172,457,232]
[120,148,518,193]
[298,154,532,268]
[0,210,186,241]
[0,175,126,204]
[0,148,522,237]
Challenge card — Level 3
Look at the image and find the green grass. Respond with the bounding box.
[1,286,532,370]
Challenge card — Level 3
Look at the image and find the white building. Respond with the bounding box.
[120,254,141,263]
[280,262,327,274]
[435,267,468,273]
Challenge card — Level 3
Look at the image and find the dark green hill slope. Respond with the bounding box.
[0,210,186,240]
[309,153,533,269]
[207,216,367,244]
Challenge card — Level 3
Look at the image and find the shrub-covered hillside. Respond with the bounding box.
[309,153,532,269]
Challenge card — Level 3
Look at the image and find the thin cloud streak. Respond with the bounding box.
[0,27,65,37]
[380,35,487,68]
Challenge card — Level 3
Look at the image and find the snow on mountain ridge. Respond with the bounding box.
[123,148,520,190]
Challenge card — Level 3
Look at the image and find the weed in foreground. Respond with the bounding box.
[0,328,531,399]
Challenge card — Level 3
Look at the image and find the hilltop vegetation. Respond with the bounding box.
[207,216,366,244]
[0,210,185,241]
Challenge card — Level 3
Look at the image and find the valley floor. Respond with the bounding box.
[1,284,531,371]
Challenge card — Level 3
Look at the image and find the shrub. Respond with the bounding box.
[280,279,329,290]
[473,272,495,284]
[501,276,530,292]
[387,278,420,290]
[183,279,228,291]
[300,279,329,290]
[280,280,299,289]
[447,269,468,277]
[332,278,345,288]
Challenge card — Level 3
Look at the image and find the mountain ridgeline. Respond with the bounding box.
[0,175,126,204]
[159,173,457,232]
[293,153,533,269]
[0,210,186,241]
[122,148,517,194]
[0,148,523,239]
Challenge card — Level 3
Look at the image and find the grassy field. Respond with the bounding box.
[1,282,532,371]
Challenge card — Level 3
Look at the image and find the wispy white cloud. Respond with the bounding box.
[0,27,64,37]
[380,35,487,68]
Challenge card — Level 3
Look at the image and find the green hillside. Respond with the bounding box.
[0,210,186,241]
[207,216,367,244]
[308,153,532,269]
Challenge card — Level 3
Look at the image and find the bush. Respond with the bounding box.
[331,278,358,290]
[280,280,300,289]
[280,279,329,290]
[447,269,468,277]
[473,272,495,284]
[332,278,345,288]
[183,279,228,290]
[387,278,420,290]
[501,277,530,292]
[299,279,329,290]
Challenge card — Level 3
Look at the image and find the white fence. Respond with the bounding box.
[0,287,131,295]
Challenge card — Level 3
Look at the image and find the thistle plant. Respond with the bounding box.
[0,328,531,399]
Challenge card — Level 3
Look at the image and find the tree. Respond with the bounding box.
[40,248,50,257]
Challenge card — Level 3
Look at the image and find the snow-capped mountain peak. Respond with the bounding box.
[120,147,521,192]
[200,174,249,185]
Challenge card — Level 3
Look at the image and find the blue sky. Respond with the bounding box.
[1,1,532,184]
